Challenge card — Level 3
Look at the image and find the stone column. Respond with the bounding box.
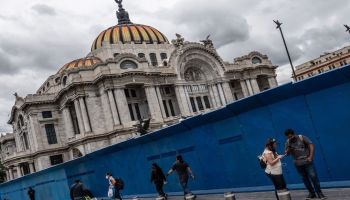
[8,169,13,180]
[217,84,227,105]
[211,85,222,106]
[250,79,260,94]
[79,97,91,133]
[107,90,121,125]
[240,80,250,97]
[268,76,278,88]
[29,162,35,173]
[155,86,166,119]
[63,107,75,139]
[175,85,191,116]
[208,85,218,108]
[245,80,254,96]
[74,99,85,134]
[145,86,163,122]
[114,88,131,125]
[222,82,234,103]
[100,89,114,131]
[28,114,39,151]
[5,170,10,181]
[16,165,22,178]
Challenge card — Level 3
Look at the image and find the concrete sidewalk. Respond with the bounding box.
[127,188,350,200]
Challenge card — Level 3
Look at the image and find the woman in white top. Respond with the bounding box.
[263,138,287,200]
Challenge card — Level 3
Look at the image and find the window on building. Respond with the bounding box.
[163,100,170,118]
[113,53,120,57]
[168,100,176,116]
[252,57,262,64]
[149,53,158,66]
[69,104,80,135]
[23,132,30,150]
[50,155,63,166]
[138,53,145,58]
[190,97,197,112]
[196,97,204,111]
[164,87,171,95]
[124,89,130,98]
[128,104,135,121]
[134,103,141,120]
[160,53,167,60]
[45,124,58,145]
[130,89,137,98]
[344,60,348,65]
[62,76,67,86]
[55,77,60,83]
[42,111,52,119]
[120,60,138,69]
[203,96,211,109]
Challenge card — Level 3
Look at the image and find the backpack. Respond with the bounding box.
[258,154,267,169]
[114,177,124,190]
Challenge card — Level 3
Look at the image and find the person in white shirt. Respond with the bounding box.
[263,138,287,200]
[106,172,122,200]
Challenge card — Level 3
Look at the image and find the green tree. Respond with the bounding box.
[0,162,6,183]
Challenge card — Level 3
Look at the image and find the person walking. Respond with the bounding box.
[167,155,195,198]
[150,163,167,198]
[70,180,89,200]
[263,138,288,199]
[106,172,123,200]
[284,129,327,199]
[27,187,35,200]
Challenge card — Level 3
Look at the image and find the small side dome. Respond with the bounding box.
[58,57,102,74]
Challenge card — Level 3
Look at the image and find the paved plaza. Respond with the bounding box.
[129,188,350,200]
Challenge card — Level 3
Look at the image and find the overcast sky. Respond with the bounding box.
[0,0,349,133]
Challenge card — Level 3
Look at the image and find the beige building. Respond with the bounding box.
[295,45,350,81]
[0,1,278,182]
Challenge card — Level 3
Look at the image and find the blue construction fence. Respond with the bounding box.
[1,65,350,199]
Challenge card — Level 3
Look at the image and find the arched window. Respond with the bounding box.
[18,115,24,128]
[149,53,158,66]
[120,60,138,69]
[55,77,60,83]
[62,76,67,86]
[138,53,145,58]
[163,61,168,66]
[72,148,83,159]
[160,53,167,60]
[252,57,262,64]
[46,82,50,87]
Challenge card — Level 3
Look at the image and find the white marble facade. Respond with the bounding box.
[0,1,278,181]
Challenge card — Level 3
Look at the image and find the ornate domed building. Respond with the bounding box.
[1,0,278,181]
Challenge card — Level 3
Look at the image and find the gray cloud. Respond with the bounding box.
[31,4,57,16]
[0,50,18,74]
[1,0,350,133]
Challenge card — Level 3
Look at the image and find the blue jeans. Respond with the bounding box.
[295,162,322,194]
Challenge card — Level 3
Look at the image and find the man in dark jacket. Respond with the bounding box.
[150,163,167,198]
[27,187,35,200]
[284,129,327,200]
[70,180,89,200]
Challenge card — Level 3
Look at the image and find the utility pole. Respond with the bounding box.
[274,20,297,81]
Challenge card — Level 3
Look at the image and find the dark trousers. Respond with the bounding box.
[180,177,190,195]
[266,173,287,200]
[114,188,122,200]
[155,181,166,196]
[295,162,322,195]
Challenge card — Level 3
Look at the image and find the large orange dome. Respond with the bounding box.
[91,24,169,51]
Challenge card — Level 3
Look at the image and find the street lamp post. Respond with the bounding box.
[274,20,297,81]
[345,24,350,34]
